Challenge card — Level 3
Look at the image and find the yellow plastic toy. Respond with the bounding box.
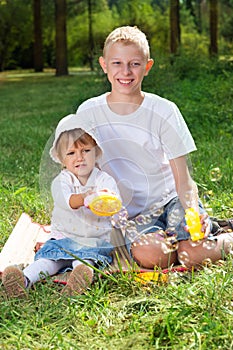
[135,271,168,284]
[88,190,122,217]
[185,207,204,241]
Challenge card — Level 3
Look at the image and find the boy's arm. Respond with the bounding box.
[170,155,210,235]
[169,156,198,211]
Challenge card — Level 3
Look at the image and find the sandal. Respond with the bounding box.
[61,264,94,296]
[2,266,27,299]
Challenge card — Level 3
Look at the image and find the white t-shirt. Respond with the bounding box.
[50,167,120,246]
[73,92,196,218]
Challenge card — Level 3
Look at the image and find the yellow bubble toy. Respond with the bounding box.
[86,189,122,217]
[185,207,204,241]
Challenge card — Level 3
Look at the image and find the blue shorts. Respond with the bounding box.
[126,196,212,243]
[35,238,113,268]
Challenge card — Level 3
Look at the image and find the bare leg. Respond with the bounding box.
[177,232,233,268]
[131,231,178,269]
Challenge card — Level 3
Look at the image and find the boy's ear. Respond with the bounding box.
[99,56,107,73]
[144,59,154,76]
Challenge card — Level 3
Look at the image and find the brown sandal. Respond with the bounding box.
[2,266,27,299]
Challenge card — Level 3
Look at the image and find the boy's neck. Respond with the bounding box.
[106,92,144,115]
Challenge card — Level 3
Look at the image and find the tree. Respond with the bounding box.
[209,0,218,56]
[0,0,32,71]
[170,0,181,54]
[33,0,43,72]
[55,0,68,76]
[87,0,94,71]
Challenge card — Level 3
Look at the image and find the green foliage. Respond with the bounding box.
[1,0,233,70]
[67,2,115,66]
[0,0,33,70]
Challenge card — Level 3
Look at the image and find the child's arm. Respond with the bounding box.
[69,191,93,209]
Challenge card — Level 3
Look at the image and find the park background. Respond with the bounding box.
[0,1,233,349]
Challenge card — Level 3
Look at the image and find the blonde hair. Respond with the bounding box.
[103,26,150,59]
[55,128,102,163]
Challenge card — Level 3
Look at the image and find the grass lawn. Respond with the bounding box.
[0,61,233,349]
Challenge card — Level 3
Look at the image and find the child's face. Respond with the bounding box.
[99,42,153,97]
[63,141,96,185]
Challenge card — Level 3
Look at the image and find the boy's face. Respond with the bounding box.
[63,141,96,185]
[99,42,153,97]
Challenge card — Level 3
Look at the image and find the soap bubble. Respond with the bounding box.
[164,227,179,252]
[167,209,183,228]
[178,251,190,266]
[111,207,128,229]
[202,258,212,267]
[189,239,204,247]
[209,167,222,182]
[202,239,217,250]
[135,214,152,225]
[148,204,164,218]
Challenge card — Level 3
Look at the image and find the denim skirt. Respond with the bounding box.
[35,237,113,267]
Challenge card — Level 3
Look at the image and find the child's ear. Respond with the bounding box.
[99,56,107,73]
[144,59,154,76]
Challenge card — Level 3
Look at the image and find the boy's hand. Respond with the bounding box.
[200,213,211,238]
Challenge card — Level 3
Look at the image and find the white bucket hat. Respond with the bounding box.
[49,114,102,164]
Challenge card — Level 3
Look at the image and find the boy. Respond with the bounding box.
[61,26,233,269]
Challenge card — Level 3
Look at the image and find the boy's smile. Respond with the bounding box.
[99,42,153,101]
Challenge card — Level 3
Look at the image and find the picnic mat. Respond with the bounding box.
[0,213,146,284]
[0,213,232,284]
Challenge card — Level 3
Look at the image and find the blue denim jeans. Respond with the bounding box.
[127,196,211,243]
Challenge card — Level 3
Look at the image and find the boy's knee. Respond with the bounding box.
[131,239,177,269]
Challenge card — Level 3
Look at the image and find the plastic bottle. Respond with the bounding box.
[185,208,204,241]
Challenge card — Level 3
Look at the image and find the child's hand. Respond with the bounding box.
[83,191,98,208]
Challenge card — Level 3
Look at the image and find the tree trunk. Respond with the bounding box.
[170,0,180,55]
[209,0,218,57]
[87,0,94,71]
[55,0,68,76]
[33,0,43,72]
[196,0,202,34]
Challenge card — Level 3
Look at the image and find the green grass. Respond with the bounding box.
[0,61,233,349]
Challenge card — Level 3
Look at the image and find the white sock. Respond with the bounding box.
[72,259,94,269]
[23,258,72,286]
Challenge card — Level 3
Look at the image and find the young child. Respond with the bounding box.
[2,120,121,298]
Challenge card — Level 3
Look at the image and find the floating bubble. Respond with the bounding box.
[111,207,128,228]
[135,214,151,225]
[164,227,179,252]
[126,220,137,229]
[228,243,233,256]
[178,251,190,266]
[202,239,217,250]
[162,188,170,200]
[152,230,166,244]
[162,240,179,254]
[167,209,183,227]
[148,204,164,218]
[203,190,214,201]
[209,167,222,182]
[189,239,203,247]
[202,258,212,267]
[165,227,177,238]
[168,272,181,286]
[126,230,139,242]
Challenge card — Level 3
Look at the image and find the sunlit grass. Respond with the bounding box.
[0,60,233,349]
